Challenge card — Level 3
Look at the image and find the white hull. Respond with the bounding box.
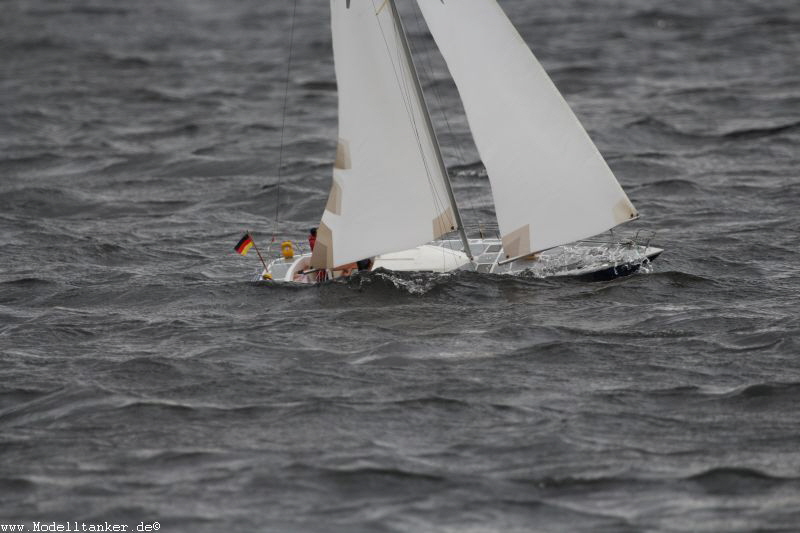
[264,238,663,284]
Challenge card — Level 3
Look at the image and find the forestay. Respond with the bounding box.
[416,0,638,261]
[311,0,456,269]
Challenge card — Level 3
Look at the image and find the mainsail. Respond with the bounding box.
[311,0,457,269]
[416,0,639,261]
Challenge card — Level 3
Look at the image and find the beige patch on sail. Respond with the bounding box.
[310,222,334,269]
[431,207,456,239]
[612,197,638,224]
[325,177,343,215]
[501,224,532,260]
[374,0,389,15]
[334,138,351,170]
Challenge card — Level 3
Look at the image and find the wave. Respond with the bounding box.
[80,51,154,69]
[156,157,269,179]
[759,15,800,28]
[0,277,56,287]
[720,382,800,402]
[115,356,186,376]
[0,386,114,427]
[627,116,800,142]
[0,476,37,493]
[687,466,792,482]
[69,6,129,16]
[127,87,186,104]
[239,122,279,134]
[0,277,62,307]
[340,268,544,296]
[113,400,266,418]
[645,271,717,286]
[510,467,794,495]
[720,120,800,140]
[284,463,446,484]
[626,116,705,138]
[4,36,67,51]
[528,474,642,491]
[579,271,715,296]
[299,80,337,92]
[327,466,444,483]
[326,269,450,296]
[109,55,152,68]
[120,123,200,141]
[637,178,705,195]
[685,467,794,494]
[23,6,128,16]
[0,153,65,173]
[0,187,98,217]
[548,64,598,77]
[616,383,800,408]
[630,8,704,25]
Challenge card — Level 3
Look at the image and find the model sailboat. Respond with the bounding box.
[264,0,662,283]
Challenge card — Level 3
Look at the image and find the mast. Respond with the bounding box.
[386,0,473,261]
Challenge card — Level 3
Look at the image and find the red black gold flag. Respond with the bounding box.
[234,233,254,256]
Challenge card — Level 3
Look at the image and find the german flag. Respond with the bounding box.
[234,233,254,256]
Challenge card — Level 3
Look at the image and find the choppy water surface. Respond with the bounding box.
[2,1,799,531]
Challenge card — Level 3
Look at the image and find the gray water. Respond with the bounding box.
[2,1,799,531]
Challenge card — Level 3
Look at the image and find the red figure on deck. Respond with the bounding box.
[308,227,317,251]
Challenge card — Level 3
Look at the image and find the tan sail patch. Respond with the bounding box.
[612,197,638,224]
[325,177,343,215]
[501,224,531,260]
[334,138,351,170]
[431,207,456,239]
[310,222,334,269]
[375,0,389,15]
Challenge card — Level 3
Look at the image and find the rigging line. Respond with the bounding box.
[371,0,452,229]
[273,0,299,239]
[374,3,469,269]
[407,2,481,229]
[392,58,467,266]
[392,23,452,231]
[395,4,460,232]
[392,27,442,208]
[408,4,469,173]
[386,0,471,259]
[401,2,468,252]
[378,1,443,211]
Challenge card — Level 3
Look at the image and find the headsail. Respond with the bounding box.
[311,0,456,269]
[416,0,638,261]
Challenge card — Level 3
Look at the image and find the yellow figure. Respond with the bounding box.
[281,241,294,259]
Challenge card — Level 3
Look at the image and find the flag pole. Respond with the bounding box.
[248,231,270,274]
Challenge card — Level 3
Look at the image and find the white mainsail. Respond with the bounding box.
[416,0,639,261]
[311,0,456,269]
